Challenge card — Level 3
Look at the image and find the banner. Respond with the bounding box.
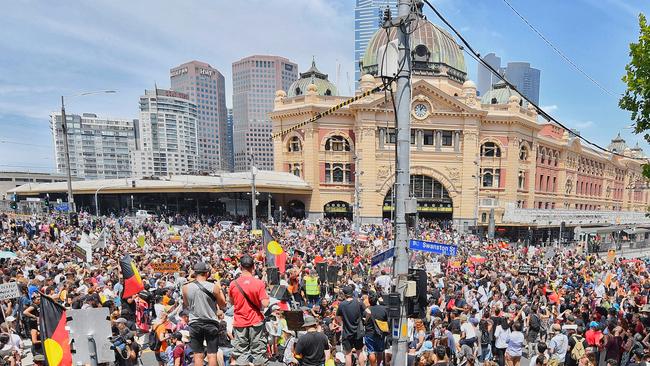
[137,235,145,248]
[151,263,181,273]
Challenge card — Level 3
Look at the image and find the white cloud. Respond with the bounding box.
[541,104,558,113]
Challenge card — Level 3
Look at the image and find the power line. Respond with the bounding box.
[0,140,52,149]
[422,0,647,163]
[500,0,617,97]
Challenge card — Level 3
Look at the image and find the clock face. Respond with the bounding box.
[414,103,428,118]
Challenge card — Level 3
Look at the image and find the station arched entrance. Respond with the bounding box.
[383,174,453,220]
[324,200,352,219]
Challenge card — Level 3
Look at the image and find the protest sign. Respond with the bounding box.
[151,262,181,273]
[335,245,345,256]
[0,282,20,301]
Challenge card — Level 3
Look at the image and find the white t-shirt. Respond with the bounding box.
[461,321,477,339]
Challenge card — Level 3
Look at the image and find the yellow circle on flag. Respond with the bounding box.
[44,338,63,366]
[267,241,283,255]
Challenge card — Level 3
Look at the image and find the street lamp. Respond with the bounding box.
[60,90,116,214]
[131,195,134,213]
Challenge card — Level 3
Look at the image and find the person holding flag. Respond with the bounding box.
[262,225,287,274]
[120,254,145,299]
[39,294,72,366]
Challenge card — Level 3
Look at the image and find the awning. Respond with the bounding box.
[576,226,627,235]
[624,228,650,235]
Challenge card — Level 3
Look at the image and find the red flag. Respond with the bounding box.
[120,254,144,298]
[39,294,72,366]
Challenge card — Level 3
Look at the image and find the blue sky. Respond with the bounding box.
[0,0,647,172]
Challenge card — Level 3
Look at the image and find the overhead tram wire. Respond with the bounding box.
[272,5,412,141]
[422,0,648,163]
[501,0,617,97]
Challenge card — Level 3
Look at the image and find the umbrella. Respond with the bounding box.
[0,251,17,259]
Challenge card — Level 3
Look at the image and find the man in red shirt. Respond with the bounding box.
[229,255,270,366]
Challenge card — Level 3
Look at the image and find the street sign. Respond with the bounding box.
[371,247,395,266]
[408,239,458,256]
[55,203,70,212]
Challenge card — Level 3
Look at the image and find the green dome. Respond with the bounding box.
[360,16,467,82]
[480,81,525,105]
[288,59,337,97]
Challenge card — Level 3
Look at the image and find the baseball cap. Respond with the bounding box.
[115,318,128,324]
[193,262,210,274]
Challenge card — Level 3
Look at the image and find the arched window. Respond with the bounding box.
[295,87,302,95]
[288,136,302,152]
[325,89,332,96]
[480,142,501,157]
[481,168,500,188]
[325,163,351,183]
[519,144,529,161]
[290,163,301,177]
[325,135,350,152]
[491,98,497,104]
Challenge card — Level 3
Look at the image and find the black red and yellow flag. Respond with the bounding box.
[39,294,72,366]
[120,254,144,298]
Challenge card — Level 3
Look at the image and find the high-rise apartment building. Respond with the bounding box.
[50,112,136,179]
[477,53,541,104]
[354,0,397,90]
[131,89,198,177]
[226,108,234,172]
[232,55,298,172]
[170,61,229,172]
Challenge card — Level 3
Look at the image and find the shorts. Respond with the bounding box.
[342,335,364,353]
[365,335,385,353]
[189,321,220,354]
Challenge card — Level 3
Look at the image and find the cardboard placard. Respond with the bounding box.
[0,282,20,301]
[335,245,345,256]
[151,262,181,273]
[74,244,90,263]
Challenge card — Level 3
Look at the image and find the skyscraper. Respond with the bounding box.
[504,62,541,105]
[226,108,234,172]
[477,53,541,104]
[477,53,501,97]
[354,0,397,90]
[232,55,298,172]
[50,112,137,180]
[170,61,229,172]
[131,88,198,177]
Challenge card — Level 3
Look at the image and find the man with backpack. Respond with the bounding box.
[567,327,587,366]
[364,292,388,366]
[182,262,227,366]
[336,285,368,366]
[228,255,270,366]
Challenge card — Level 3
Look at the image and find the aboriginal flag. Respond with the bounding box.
[120,254,144,298]
[262,225,287,273]
[39,294,72,366]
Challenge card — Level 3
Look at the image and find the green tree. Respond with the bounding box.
[620,13,650,144]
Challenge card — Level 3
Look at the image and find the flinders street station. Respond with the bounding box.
[270,14,650,241]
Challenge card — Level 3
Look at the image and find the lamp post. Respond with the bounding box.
[267,192,272,223]
[251,164,258,230]
[60,90,116,214]
[131,195,134,213]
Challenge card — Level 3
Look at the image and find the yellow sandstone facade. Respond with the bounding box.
[270,17,648,234]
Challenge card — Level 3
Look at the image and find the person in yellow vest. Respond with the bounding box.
[303,269,320,307]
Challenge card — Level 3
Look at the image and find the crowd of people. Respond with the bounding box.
[0,210,649,366]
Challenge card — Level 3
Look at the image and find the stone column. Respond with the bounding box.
[454,131,460,153]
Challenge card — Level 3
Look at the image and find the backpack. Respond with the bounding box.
[148,324,163,351]
[529,313,541,332]
[570,335,585,361]
[183,344,194,366]
[480,327,491,346]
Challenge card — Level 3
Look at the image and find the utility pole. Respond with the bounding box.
[353,154,362,233]
[268,192,272,223]
[391,0,413,364]
[250,158,258,230]
[60,96,75,214]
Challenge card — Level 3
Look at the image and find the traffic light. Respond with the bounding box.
[44,196,49,206]
[9,201,17,210]
[70,213,79,227]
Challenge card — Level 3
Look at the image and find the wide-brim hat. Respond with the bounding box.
[302,315,318,328]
